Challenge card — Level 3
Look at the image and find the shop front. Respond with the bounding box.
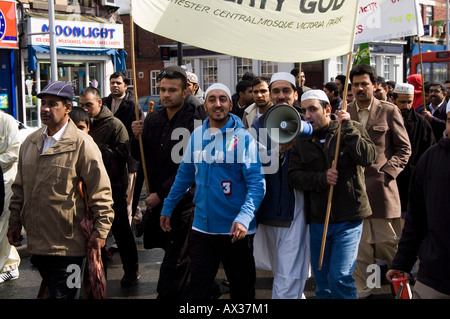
[22,13,126,128]
[0,0,18,119]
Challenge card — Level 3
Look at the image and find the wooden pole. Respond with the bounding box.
[417,36,427,114]
[130,1,150,196]
[318,50,353,270]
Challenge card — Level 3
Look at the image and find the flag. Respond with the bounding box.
[355,0,424,44]
[353,43,370,66]
[131,0,359,63]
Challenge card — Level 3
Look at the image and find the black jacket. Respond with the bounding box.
[130,100,200,249]
[397,109,435,212]
[251,111,296,227]
[102,90,144,173]
[288,120,377,224]
[390,137,450,295]
[416,102,447,141]
[89,106,130,199]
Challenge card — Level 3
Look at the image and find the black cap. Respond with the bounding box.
[37,81,74,100]
[157,66,187,81]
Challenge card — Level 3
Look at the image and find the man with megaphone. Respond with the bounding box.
[287,90,377,299]
[251,72,311,299]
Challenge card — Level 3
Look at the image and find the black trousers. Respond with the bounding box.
[156,204,195,299]
[186,230,256,299]
[111,195,139,274]
[32,255,84,299]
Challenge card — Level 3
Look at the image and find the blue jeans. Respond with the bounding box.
[310,220,363,299]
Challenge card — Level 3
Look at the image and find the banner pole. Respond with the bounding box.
[318,50,353,270]
[130,0,150,196]
[417,35,427,114]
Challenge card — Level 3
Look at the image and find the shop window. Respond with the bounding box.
[201,58,217,92]
[260,61,278,78]
[336,55,344,76]
[150,70,160,96]
[24,60,102,127]
[236,58,253,82]
[383,57,391,80]
[183,59,195,74]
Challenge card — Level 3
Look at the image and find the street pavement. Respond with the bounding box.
[0,225,395,300]
[0,187,395,300]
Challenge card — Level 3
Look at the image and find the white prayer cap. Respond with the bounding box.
[301,89,330,104]
[394,83,415,95]
[204,83,232,101]
[270,72,296,88]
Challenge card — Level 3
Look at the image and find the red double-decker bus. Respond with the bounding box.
[410,50,450,82]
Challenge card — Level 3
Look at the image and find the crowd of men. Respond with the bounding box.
[1,63,449,300]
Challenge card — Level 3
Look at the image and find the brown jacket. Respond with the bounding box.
[347,98,411,219]
[9,120,114,256]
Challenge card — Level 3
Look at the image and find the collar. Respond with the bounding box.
[113,92,126,100]
[43,120,69,140]
[355,97,373,112]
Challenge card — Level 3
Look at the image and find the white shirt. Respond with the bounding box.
[42,121,69,153]
[428,100,445,115]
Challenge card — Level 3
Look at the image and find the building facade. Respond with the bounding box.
[8,0,450,126]
[0,1,19,119]
[18,0,125,127]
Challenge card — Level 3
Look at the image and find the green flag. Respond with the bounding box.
[353,43,370,66]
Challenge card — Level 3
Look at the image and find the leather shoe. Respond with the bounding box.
[120,272,140,287]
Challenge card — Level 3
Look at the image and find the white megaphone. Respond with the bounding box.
[263,104,313,144]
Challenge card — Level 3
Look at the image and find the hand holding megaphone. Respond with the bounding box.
[263,104,313,144]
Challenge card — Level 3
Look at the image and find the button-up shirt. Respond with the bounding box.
[355,98,373,128]
[42,121,69,153]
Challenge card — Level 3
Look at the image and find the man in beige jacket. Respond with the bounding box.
[8,81,114,299]
[347,65,411,298]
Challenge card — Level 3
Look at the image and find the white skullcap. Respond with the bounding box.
[204,83,232,101]
[394,83,415,95]
[301,89,330,104]
[447,100,450,114]
[270,72,296,88]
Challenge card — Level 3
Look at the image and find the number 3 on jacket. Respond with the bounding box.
[221,181,232,196]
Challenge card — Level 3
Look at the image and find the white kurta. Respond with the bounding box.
[0,111,21,272]
[253,189,311,299]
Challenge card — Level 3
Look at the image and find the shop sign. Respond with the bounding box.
[28,17,124,49]
[0,0,18,49]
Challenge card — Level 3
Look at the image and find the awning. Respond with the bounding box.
[27,45,127,72]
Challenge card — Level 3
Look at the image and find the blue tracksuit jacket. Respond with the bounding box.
[161,114,266,234]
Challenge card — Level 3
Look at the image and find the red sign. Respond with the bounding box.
[0,1,18,49]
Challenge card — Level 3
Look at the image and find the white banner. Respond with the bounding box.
[132,0,360,63]
[354,0,424,44]
[28,17,124,49]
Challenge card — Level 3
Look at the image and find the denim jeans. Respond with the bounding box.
[310,220,363,299]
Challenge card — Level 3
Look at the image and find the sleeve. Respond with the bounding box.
[0,116,20,170]
[160,136,196,218]
[287,139,328,192]
[234,133,266,229]
[341,120,377,168]
[381,107,411,179]
[249,117,280,175]
[0,166,4,218]
[79,139,115,239]
[8,145,25,231]
[390,153,428,272]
